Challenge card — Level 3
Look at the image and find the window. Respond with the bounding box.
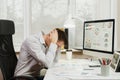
[0,0,117,51]
[71,0,98,48]
[74,0,117,49]
[0,0,24,51]
[31,0,68,34]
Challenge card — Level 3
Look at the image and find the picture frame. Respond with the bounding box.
[110,51,120,72]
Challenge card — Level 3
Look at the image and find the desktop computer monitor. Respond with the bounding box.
[83,19,115,58]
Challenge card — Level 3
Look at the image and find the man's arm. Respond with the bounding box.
[25,38,57,68]
[25,29,58,68]
[53,48,61,63]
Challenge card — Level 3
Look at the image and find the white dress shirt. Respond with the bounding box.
[14,32,60,76]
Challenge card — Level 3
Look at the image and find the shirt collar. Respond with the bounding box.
[39,31,46,45]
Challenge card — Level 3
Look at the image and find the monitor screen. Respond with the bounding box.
[83,19,115,54]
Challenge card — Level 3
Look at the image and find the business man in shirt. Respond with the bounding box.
[14,28,67,80]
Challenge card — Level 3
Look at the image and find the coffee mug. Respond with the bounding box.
[66,50,72,60]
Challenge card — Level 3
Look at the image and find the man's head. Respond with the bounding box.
[45,28,68,48]
[56,28,68,48]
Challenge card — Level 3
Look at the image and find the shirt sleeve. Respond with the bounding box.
[24,37,57,68]
[53,48,61,63]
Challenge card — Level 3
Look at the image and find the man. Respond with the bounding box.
[14,28,67,80]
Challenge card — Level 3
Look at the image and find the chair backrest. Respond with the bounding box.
[0,20,17,80]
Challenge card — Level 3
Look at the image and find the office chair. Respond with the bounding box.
[0,20,36,80]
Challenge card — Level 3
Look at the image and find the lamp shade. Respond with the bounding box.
[64,14,75,28]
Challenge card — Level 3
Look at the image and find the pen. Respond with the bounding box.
[102,59,106,65]
[98,59,102,65]
[107,59,109,65]
[108,59,111,65]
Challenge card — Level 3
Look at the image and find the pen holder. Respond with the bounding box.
[101,65,110,76]
[66,50,72,60]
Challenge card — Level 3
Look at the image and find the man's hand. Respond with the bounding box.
[50,29,58,44]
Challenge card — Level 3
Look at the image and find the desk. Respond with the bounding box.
[44,59,120,80]
[60,49,93,59]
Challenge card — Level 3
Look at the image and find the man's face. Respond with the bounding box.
[56,41,64,48]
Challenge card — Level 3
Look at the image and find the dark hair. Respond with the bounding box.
[56,28,68,48]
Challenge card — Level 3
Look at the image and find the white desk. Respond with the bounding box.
[44,59,120,80]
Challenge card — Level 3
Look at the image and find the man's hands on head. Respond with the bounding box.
[50,29,58,44]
